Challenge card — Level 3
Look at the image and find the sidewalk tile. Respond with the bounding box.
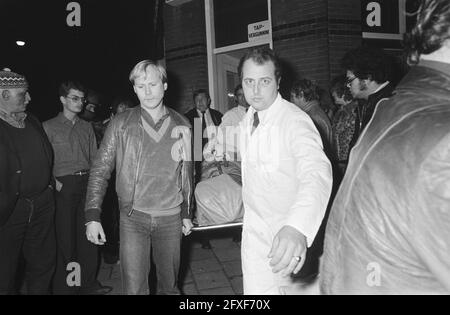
[190,258,222,274]
[193,270,230,290]
[213,247,241,263]
[222,261,242,278]
[189,248,216,261]
[181,283,199,295]
[230,276,243,295]
[199,286,235,295]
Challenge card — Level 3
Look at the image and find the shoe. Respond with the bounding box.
[201,239,212,249]
[80,283,113,295]
[103,252,119,265]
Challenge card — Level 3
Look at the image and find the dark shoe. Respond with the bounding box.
[80,283,113,295]
[201,239,212,249]
[103,252,119,265]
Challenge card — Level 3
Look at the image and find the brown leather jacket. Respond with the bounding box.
[84,106,193,222]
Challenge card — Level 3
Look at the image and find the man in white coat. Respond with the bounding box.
[212,48,332,294]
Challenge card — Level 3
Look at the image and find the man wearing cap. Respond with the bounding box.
[0,69,56,294]
[43,81,108,295]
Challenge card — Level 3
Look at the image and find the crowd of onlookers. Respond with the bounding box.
[0,0,449,295]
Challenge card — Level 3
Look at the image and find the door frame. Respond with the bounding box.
[205,0,273,110]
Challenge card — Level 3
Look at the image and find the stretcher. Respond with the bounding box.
[191,220,243,232]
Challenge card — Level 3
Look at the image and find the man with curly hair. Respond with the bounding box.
[342,46,394,142]
[320,0,450,294]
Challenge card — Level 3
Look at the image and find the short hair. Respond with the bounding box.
[290,79,320,102]
[193,89,210,101]
[59,80,86,97]
[129,60,167,85]
[234,84,243,96]
[237,47,282,82]
[404,0,450,65]
[111,97,135,114]
[330,75,353,102]
[341,46,391,84]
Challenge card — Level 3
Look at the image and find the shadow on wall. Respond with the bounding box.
[278,58,297,100]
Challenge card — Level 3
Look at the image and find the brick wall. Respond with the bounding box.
[164,0,363,111]
[272,0,362,99]
[164,0,208,114]
[328,0,362,81]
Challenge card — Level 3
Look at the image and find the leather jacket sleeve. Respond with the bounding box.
[85,119,118,223]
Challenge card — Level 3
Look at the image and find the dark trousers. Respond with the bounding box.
[0,187,56,295]
[52,174,99,295]
[120,211,182,295]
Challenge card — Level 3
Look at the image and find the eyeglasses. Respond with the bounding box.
[66,95,87,104]
[346,77,357,86]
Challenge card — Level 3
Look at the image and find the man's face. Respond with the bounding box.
[346,70,369,100]
[290,92,306,110]
[1,88,31,113]
[242,59,279,111]
[194,93,210,112]
[61,89,85,114]
[235,88,249,108]
[133,66,167,111]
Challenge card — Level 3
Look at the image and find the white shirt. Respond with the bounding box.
[240,94,332,245]
[212,94,332,294]
[196,108,217,140]
[220,105,248,128]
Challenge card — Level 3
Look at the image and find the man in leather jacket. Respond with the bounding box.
[320,0,450,294]
[84,60,193,295]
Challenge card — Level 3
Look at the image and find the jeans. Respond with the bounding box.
[120,210,182,295]
[0,186,56,295]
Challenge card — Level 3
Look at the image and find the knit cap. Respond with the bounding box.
[0,68,28,89]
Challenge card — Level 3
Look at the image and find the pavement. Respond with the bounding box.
[97,228,243,295]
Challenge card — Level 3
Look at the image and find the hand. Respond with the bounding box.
[268,225,307,277]
[86,221,106,245]
[182,218,194,236]
[55,179,63,192]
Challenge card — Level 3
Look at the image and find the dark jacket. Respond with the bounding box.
[351,82,394,148]
[85,106,194,222]
[321,61,450,294]
[0,114,54,227]
[184,107,223,128]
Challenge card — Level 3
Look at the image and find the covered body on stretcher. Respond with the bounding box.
[192,157,244,232]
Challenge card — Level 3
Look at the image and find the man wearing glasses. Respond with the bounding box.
[44,81,109,295]
[342,46,394,144]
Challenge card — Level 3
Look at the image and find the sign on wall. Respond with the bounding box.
[361,0,406,40]
[248,20,271,42]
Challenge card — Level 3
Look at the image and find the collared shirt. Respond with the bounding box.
[241,94,332,243]
[0,108,27,128]
[43,112,98,177]
[213,94,332,244]
[232,94,332,294]
[196,108,217,139]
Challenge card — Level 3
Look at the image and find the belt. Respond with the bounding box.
[73,170,89,176]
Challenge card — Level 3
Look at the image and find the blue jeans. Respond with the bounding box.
[120,210,182,295]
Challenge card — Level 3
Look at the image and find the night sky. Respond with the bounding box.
[0,0,162,121]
